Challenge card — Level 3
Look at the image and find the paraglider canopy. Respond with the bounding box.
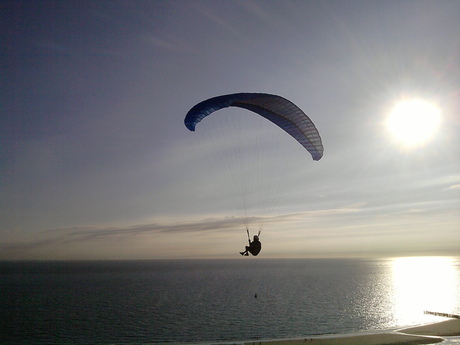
[184,93,323,161]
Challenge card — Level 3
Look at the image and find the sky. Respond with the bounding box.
[1,0,459,260]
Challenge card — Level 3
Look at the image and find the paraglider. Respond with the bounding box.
[184,93,323,256]
[240,231,262,256]
[185,93,323,161]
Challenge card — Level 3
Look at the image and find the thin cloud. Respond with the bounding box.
[190,3,240,36]
[4,204,368,250]
[141,34,187,52]
[43,204,368,240]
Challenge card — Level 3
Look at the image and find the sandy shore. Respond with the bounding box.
[401,319,460,337]
[242,319,460,345]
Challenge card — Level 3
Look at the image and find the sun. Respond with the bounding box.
[386,99,441,148]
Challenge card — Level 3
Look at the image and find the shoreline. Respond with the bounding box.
[236,319,460,345]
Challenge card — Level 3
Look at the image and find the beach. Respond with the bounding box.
[243,319,460,345]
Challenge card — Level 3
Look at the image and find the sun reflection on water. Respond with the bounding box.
[391,257,460,326]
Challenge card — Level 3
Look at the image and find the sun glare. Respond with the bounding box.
[391,257,459,326]
[386,99,441,148]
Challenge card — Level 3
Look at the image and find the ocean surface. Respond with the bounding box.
[1,257,460,344]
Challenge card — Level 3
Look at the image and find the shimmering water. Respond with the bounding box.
[1,257,459,344]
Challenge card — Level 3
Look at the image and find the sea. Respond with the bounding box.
[1,257,460,344]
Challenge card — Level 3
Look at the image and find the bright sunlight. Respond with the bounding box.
[386,99,441,148]
[391,257,459,326]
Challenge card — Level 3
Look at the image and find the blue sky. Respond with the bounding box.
[1,0,459,260]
